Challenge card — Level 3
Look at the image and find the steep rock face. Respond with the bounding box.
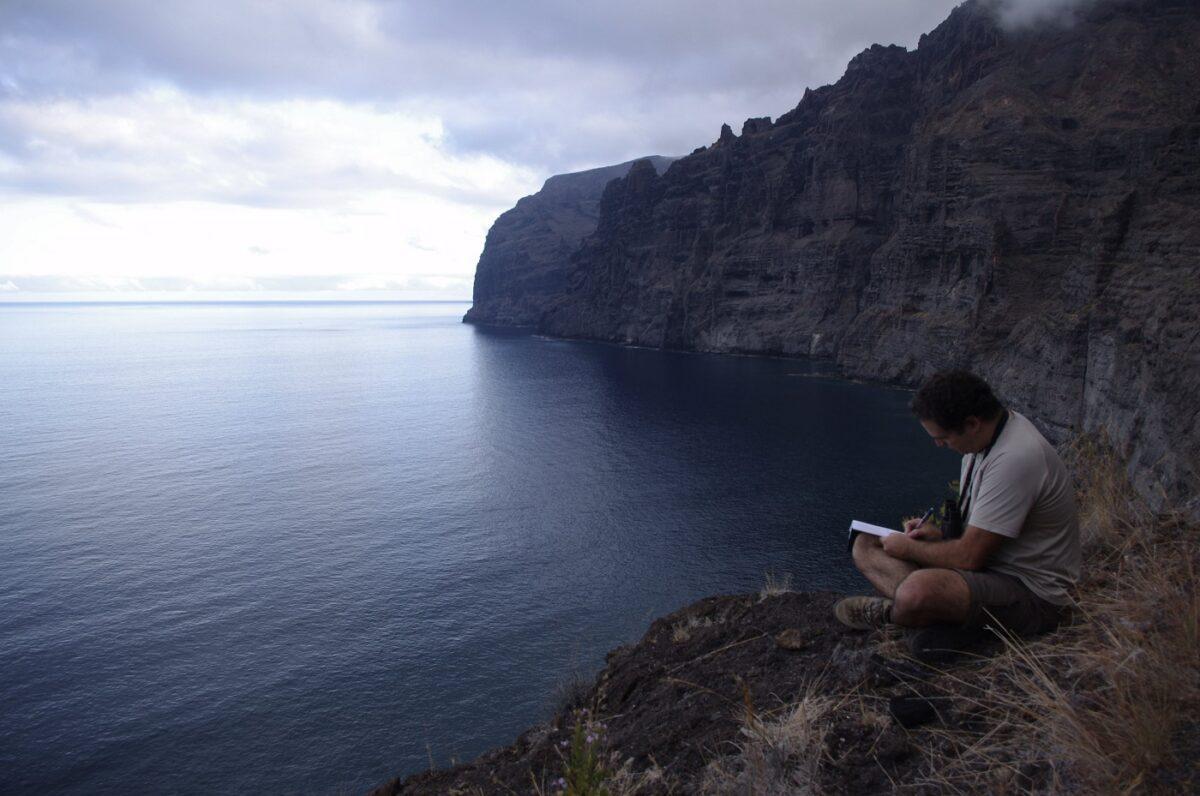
[464,156,676,326]
[525,0,1198,511]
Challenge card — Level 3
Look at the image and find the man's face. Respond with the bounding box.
[920,417,981,454]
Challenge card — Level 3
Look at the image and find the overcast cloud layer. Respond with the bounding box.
[0,0,1094,296]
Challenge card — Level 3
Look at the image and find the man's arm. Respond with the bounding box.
[880,524,1007,571]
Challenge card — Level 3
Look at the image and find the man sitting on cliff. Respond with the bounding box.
[835,371,1080,651]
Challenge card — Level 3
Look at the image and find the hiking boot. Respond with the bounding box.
[907,625,993,665]
[834,596,893,630]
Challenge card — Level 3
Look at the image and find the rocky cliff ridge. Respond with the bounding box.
[467,0,1200,513]
[463,156,676,327]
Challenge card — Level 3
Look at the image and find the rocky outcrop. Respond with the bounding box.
[468,0,1200,513]
[371,591,939,795]
[463,156,676,326]
[369,491,1199,793]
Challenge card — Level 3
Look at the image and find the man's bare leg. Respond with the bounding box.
[891,569,972,627]
[851,533,919,599]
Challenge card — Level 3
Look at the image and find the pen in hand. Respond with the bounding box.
[908,506,935,536]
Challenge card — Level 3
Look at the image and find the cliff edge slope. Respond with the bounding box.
[372,444,1198,793]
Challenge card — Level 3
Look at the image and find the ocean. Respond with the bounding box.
[0,300,957,793]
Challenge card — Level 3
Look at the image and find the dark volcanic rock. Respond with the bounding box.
[369,591,939,795]
[463,156,676,327]
[472,0,1200,513]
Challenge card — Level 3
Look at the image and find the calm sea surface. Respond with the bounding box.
[0,301,957,793]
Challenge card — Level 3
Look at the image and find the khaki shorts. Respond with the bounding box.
[953,569,1071,636]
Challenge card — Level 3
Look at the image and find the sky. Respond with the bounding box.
[0,0,1091,299]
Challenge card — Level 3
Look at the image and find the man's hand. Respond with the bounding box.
[884,524,1006,570]
[880,532,912,558]
[903,516,943,541]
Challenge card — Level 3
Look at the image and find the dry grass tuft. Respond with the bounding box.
[551,670,594,717]
[915,438,1199,793]
[604,758,672,794]
[698,681,835,794]
[759,571,794,601]
[1063,432,1149,555]
[670,614,722,643]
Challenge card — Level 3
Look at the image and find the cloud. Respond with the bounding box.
[333,273,471,292]
[0,275,156,292]
[1,0,999,291]
[0,88,538,208]
[0,272,475,295]
[0,193,501,292]
[993,0,1099,29]
[1,1,968,173]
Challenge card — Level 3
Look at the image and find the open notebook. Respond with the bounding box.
[846,520,899,550]
[847,520,900,539]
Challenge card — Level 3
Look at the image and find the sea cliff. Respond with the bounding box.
[463,156,676,328]
[466,0,1200,516]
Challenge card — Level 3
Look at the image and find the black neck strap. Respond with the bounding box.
[957,409,1009,521]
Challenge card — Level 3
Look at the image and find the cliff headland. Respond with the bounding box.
[466,0,1200,517]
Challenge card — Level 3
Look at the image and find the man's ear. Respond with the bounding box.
[962,416,981,435]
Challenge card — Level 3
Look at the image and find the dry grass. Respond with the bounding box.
[915,436,1199,793]
[1062,432,1150,554]
[551,670,595,716]
[695,436,1197,793]
[759,571,794,601]
[604,758,673,794]
[670,614,722,643]
[551,437,1194,794]
[698,680,837,794]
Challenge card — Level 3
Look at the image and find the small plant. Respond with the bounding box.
[670,613,720,643]
[551,670,592,716]
[555,711,610,795]
[758,571,793,601]
[933,478,960,528]
[699,679,834,793]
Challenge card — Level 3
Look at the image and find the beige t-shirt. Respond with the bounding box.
[961,411,1080,605]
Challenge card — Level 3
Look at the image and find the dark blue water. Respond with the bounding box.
[0,301,957,793]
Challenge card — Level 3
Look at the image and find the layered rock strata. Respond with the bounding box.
[468,0,1200,512]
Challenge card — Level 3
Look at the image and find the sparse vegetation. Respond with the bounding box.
[558,712,610,795]
[696,435,1198,793]
[551,669,594,717]
[382,436,1197,794]
[699,680,836,794]
[759,571,794,601]
[541,710,669,796]
[670,613,723,643]
[912,435,1198,792]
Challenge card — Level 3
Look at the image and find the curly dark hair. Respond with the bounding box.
[910,371,1003,433]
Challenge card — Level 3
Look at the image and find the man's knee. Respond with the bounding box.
[893,569,970,626]
[893,573,941,617]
